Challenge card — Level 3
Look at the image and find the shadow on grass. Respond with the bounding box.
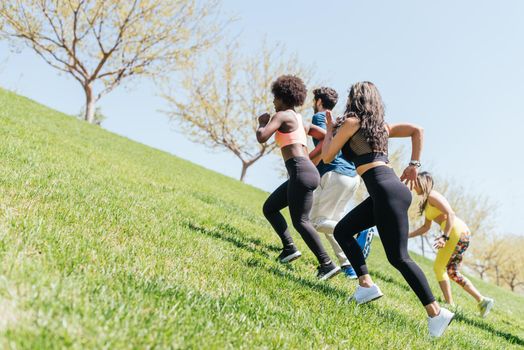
[183,218,524,346]
[215,222,281,253]
[253,259,420,329]
[454,313,524,346]
[181,220,279,259]
[370,270,411,292]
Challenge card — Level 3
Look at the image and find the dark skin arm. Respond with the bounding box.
[256,112,284,143]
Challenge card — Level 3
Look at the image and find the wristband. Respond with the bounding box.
[440,235,450,241]
[409,160,421,168]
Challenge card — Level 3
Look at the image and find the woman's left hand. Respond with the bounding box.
[433,237,446,250]
[400,165,418,190]
[258,113,271,126]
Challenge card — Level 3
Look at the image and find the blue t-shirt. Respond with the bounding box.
[312,112,357,177]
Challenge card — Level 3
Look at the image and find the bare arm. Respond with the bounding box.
[309,140,323,165]
[387,123,424,162]
[321,111,359,163]
[387,123,424,189]
[306,123,326,141]
[408,218,432,238]
[304,121,326,165]
[256,112,283,143]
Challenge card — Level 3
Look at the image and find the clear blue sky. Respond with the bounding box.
[1,0,523,234]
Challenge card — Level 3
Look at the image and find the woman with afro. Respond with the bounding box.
[256,75,340,280]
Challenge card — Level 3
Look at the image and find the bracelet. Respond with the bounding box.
[440,235,450,241]
[409,160,421,168]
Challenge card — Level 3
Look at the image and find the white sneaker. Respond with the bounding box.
[350,284,384,305]
[428,307,454,338]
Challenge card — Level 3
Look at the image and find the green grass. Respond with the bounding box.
[0,87,523,349]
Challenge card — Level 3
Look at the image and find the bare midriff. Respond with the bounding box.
[281,143,309,161]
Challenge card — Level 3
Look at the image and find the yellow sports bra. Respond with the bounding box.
[424,203,443,221]
[274,112,308,148]
[425,203,469,234]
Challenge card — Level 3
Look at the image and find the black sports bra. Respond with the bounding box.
[341,128,389,167]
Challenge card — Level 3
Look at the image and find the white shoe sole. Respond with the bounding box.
[279,251,302,263]
[431,313,455,338]
[353,291,384,305]
[481,299,494,318]
[318,266,341,281]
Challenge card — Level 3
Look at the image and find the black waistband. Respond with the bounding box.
[353,152,389,168]
[284,156,310,165]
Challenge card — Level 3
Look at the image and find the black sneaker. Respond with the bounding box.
[278,245,302,263]
[317,261,341,280]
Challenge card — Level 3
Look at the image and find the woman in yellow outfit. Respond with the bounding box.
[409,172,494,317]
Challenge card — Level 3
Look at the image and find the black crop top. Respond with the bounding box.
[341,128,389,167]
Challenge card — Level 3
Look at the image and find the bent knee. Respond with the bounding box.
[262,201,274,217]
[386,254,413,269]
[333,224,345,241]
[434,266,448,282]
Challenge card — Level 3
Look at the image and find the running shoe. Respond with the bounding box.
[478,297,494,318]
[428,307,454,338]
[278,245,302,263]
[356,227,375,259]
[341,265,358,279]
[317,261,341,280]
[350,284,384,305]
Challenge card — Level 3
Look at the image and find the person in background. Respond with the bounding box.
[307,87,375,279]
[409,171,494,317]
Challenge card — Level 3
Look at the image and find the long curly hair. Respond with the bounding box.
[334,81,388,152]
[417,171,434,215]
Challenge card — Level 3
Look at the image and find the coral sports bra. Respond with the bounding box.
[275,111,308,148]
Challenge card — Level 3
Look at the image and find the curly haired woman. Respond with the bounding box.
[256,75,340,280]
[409,171,494,317]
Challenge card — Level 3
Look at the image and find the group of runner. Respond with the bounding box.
[256,75,493,338]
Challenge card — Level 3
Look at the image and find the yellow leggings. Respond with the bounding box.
[433,220,471,287]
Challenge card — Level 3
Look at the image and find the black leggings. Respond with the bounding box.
[334,166,435,306]
[263,157,331,265]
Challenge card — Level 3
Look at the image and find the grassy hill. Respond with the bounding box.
[0,88,523,349]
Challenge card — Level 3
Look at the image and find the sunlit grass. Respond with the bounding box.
[0,88,523,349]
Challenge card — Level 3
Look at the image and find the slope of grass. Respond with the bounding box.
[0,88,523,349]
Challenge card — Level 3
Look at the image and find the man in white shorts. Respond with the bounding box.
[309,87,375,278]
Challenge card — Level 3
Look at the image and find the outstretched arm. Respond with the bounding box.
[387,123,424,189]
[409,218,432,238]
[321,111,359,163]
[256,112,283,143]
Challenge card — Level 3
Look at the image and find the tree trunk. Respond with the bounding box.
[84,84,96,124]
[420,236,425,257]
[495,266,500,286]
[240,162,250,182]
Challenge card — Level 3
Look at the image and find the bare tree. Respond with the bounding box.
[500,235,524,292]
[0,0,222,123]
[163,42,316,182]
[468,234,502,281]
